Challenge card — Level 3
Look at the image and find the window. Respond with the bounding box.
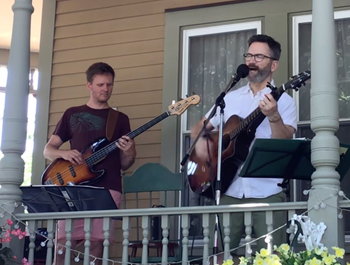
[292,10,350,232]
[179,21,261,237]
[0,65,38,186]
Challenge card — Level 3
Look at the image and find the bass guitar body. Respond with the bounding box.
[41,138,108,186]
[187,115,256,199]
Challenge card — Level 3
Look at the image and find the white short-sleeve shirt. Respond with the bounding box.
[205,81,297,199]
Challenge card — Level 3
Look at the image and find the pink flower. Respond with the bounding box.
[7,219,13,225]
[13,256,17,259]
[22,257,31,265]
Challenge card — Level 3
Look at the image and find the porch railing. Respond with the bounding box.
[14,201,333,265]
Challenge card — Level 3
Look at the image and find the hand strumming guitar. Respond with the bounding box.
[60,150,84,165]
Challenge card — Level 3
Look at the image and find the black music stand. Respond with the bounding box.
[20,185,118,213]
[239,139,350,187]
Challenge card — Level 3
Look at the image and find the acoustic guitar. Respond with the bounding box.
[42,95,201,186]
[187,71,311,199]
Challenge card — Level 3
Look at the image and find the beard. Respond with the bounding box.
[247,62,272,83]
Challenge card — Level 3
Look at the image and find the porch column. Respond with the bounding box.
[308,0,343,250]
[0,0,34,212]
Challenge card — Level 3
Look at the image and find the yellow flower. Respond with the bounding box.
[314,248,323,255]
[224,260,234,265]
[259,248,270,257]
[271,254,280,261]
[332,247,345,259]
[321,249,328,258]
[254,257,264,265]
[309,257,322,265]
[265,257,281,265]
[279,243,290,252]
[239,257,248,265]
[323,254,336,265]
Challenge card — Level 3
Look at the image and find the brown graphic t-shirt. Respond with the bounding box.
[53,104,131,192]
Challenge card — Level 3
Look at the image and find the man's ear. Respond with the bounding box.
[271,60,279,73]
[86,82,92,91]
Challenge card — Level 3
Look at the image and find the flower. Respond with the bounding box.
[0,219,30,265]
[222,244,344,265]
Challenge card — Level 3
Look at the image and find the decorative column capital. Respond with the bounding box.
[12,0,34,14]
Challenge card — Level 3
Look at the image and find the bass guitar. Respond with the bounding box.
[187,71,311,199]
[42,95,200,186]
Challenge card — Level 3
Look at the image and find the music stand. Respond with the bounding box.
[239,139,350,187]
[20,185,118,213]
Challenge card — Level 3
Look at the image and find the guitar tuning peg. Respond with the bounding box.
[186,94,189,98]
[172,100,175,104]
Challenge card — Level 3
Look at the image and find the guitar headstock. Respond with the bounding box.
[284,70,311,91]
[268,70,311,93]
[168,95,201,116]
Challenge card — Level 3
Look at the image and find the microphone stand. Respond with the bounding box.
[180,71,244,264]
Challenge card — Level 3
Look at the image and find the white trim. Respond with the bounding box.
[179,20,261,174]
[31,0,56,185]
[292,9,350,123]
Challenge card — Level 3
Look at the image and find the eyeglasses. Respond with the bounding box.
[243,53,277,62]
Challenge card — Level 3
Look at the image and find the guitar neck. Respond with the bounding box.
[87,111,170,164]
[230,86,285,139]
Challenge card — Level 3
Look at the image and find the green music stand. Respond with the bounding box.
[239,139,350,187]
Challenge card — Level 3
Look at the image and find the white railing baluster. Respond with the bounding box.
[27,220,36,264]
[202,213,210,265]
[181,214,189,265]
[46,220,55,265]
[288,209,296,243]
[223,213,231,261]
[288,209,295,221]
[141,215,149,265]
[102,217,110,265]
[83,218,91,265]
[161,215,169,265]
[64,219,73,265]
[122,216,130,265]
[265,211,273,252]
[244,211,252,258]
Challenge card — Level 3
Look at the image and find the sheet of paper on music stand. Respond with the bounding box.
[239,138,350,182]
[20,185,118,213]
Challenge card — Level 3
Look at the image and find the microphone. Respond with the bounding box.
[228,64,249,91]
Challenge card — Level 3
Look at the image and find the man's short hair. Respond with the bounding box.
[248,34,282,61]
[85,62,115,83]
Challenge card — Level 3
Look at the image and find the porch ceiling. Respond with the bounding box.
[0,0,43,52]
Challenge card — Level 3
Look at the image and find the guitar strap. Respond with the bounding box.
[106,108,119,141]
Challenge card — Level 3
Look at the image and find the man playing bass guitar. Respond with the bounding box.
[43,62,136,265]
[190,35,297,254]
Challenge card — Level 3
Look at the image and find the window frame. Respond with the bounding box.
[292,10,350,124]
[179,21,262,172]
